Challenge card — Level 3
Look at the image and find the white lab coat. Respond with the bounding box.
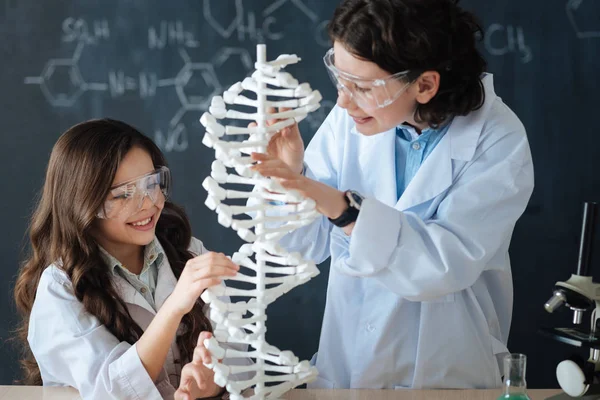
[28,237,241,400]
[279,74,534,389]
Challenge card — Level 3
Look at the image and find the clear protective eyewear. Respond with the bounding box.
[323,47,415,110]
[97,166,171,220]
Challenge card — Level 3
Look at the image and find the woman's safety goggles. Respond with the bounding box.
[323,48,414,110]
[97,166,171,220]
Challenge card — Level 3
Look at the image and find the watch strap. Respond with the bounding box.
[328,194,360,227]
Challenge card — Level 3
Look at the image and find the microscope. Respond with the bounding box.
[541,202,600,399]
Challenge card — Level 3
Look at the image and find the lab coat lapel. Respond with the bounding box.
[395,73,497,211]
[353,126,398,207]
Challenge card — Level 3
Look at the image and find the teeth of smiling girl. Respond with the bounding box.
[132,217,151,226]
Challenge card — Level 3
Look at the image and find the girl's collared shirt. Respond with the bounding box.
[98,237,164,311]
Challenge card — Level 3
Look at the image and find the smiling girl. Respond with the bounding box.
[14,119,238,399]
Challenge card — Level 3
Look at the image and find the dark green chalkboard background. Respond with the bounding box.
[1,0,599,388]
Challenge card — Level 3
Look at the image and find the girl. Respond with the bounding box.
[251,0,534,390]
[14,119,237,399]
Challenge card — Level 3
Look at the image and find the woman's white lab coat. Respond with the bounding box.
[28,237,244,400]
[280,74,534,389]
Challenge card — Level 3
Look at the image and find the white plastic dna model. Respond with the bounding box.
[199,44,322,399]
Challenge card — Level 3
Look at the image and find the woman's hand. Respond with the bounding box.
[165,252,239,318]
[249,107,305,174]
[174,332,224,400]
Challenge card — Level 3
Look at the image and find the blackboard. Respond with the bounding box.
[1,0,599,389]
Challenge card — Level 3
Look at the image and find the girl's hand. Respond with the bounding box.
[251,153,348,222]
[174,332,224,400]
[165,252,239,317]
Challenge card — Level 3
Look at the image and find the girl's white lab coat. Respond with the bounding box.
[280,74,534,389]
[28,237,243,400]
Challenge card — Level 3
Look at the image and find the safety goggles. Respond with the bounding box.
[97,166,171,220]
[323,48,414,110]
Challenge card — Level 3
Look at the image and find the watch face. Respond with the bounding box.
[347,191,363,209]
[351,192,363,205]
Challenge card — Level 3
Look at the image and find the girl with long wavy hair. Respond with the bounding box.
[14,119,239,400]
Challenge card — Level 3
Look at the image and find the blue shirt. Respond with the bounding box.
[395,122,451,199]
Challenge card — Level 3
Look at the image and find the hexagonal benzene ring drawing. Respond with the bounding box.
[211,47,253,89]
[24,57,86,107]
[38,60,85,107]
[567,0,600,39]
[24,41,90,107]
[175,62,221,109]
[170,66,220,128]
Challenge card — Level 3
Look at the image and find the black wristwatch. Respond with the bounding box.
[328,190,364,228]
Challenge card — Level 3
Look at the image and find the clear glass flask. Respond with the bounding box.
[497,353,532,400]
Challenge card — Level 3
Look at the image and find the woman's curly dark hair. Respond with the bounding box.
[328,0,487,127]
[14,119,212,384]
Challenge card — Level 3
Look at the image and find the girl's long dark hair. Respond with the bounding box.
[14,119,212,384]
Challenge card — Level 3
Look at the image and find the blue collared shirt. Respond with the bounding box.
[395,122,451,199]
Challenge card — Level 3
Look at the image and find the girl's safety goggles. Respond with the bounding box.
[97,166,171,220]
[323,48,415,110]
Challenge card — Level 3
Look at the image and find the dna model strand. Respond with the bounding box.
[199,44,323,399]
